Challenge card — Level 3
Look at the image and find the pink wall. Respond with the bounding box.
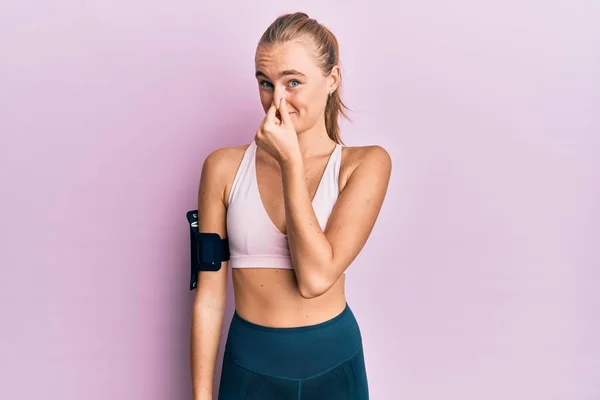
[1,1,598,399]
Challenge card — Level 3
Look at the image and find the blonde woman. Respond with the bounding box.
[191,12,392,400]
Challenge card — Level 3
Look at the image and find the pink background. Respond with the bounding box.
[1,1,598,399]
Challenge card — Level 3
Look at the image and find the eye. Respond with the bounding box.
[259,80,273,89]
[288,80,300,87]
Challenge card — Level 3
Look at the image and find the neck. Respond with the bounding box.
[297,119,336,159]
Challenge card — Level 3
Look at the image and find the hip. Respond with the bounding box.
[223,302,365,379]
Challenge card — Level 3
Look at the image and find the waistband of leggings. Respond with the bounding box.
[226,302,363,379]
[232,302,352,332]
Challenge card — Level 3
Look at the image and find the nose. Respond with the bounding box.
[273,86,287,106]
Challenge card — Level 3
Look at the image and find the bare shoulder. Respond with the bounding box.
[344,144,391,164]
[202,144,250,174]
[200,143,251,205]
[339,144,392,191]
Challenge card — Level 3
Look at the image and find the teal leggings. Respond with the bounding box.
[218,303,369,399]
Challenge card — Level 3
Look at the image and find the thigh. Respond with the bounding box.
[218,353,298,400]
[301,347,369,400]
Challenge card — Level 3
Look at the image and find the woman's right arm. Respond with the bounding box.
[190,149,230,400]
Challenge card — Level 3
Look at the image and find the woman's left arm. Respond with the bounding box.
[281,146,392,298]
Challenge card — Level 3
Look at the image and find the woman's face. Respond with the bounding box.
[255,40,338,134]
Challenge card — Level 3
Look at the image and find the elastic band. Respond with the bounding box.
[232,303,349,333]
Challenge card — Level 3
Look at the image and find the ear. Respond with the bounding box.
[327,65,341,94]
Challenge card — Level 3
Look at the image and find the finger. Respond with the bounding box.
[278,97,292,126]
[265,102,278,125]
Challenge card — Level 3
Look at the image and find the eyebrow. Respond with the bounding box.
[255,69,306,79]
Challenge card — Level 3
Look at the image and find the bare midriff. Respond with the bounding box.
[232,268,347,327]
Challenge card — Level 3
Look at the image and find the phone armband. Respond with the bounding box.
[186,210,230,290]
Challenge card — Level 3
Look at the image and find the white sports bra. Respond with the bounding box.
[226,141,342,269]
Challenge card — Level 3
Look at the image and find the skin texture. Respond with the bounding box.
[190,39,392,399]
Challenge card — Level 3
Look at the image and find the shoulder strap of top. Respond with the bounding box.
[333,143,342,193]
[228,142,256,205]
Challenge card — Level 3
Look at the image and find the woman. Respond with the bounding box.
[191,12,391,400]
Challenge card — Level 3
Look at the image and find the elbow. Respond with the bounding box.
[299,286,322,299]
[298,274,331,299]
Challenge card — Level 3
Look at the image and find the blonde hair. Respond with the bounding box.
[258,12,350,145]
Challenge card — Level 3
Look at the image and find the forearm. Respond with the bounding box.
[281,158,334,297]
[190,296,226,399]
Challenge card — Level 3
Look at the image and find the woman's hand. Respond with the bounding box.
[254,97,301,166]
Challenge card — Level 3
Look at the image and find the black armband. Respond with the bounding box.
[186,210,230,290]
